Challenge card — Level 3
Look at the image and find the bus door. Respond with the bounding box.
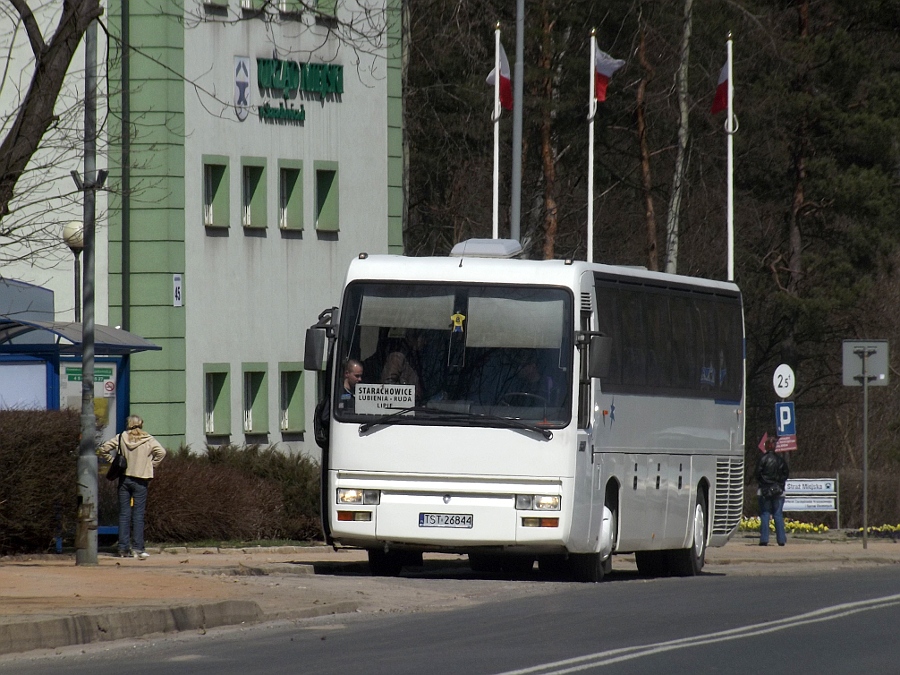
[577,274,607,554]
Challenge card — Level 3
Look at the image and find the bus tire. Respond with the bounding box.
[667,491,708,576]
[570,552,605,583]
[368,549,404,577]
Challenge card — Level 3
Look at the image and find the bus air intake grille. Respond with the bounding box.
[581,293,593,313]
[712,457,744,535]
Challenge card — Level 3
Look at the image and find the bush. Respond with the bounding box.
[141,444,323,544]
[1,412,323,553]
[0,410,79,554]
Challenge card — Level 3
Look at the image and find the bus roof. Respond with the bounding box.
[346,252,741,296]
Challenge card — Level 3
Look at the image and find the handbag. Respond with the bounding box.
[762,484,783,498]
[106,433,128,481]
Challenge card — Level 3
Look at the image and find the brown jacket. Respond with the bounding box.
[98,429,166,480]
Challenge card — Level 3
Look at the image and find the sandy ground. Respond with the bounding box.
[1,534,898,625]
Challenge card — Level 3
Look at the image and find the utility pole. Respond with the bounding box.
[73,17,107,566]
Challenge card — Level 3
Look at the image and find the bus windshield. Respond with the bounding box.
[334,282,574,427]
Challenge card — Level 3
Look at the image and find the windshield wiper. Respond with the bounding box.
[359,405,553,440]
[358,406,466,433]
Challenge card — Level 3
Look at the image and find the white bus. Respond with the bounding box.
[305,240,745,581]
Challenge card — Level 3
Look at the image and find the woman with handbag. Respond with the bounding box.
[755,434,790,547]
[98,415,167,559]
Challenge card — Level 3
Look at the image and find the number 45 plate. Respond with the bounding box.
[419,513,473,528]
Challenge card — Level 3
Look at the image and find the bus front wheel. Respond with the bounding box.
[570,552,605,583]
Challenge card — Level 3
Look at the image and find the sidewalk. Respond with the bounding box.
[1,535,898,657]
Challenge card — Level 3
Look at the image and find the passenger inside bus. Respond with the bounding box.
[381,328,427,401]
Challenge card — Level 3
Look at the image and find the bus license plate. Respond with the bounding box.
[419,513,473,528]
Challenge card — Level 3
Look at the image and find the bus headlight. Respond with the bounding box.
[515,494,561,511]
[337,488,380,505]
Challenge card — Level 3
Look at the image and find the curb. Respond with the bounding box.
[0,599,361,657]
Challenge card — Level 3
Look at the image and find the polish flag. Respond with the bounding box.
[711,63,728,114]
[486,42,513,111]
[593,39,625,102]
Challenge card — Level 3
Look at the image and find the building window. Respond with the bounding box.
[314,161,339,232]
[202,156,229,228]
[279,0,303,15]
[242,364,268,434]
[316,0,337,17]
[278,161,303,230]
[241,159,266,229]
[204,364,230,436]
[279,364,304,432]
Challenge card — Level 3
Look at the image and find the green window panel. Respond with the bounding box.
[314,161,339,232]
[317,0,337,17]
[240,0,265,11]
[242,363,269,434]
[278,161,303,230]
[203,364,231,437]
[279,0,304,14]
[202,155,229,228]
[279,364,305,432]
[241,158,267,229]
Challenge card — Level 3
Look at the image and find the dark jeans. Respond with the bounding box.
[758,494,787,545]
[118,476,149,553]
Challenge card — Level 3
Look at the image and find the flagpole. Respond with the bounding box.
[492,24,501,239]
[587,30,597,263]
[726,33,734,281]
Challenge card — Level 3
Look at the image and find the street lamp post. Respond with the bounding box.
[62,221,84,322]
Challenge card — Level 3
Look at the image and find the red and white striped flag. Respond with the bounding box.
[711,63,728,114]
[486,41,513,111]
[593,38,625,102]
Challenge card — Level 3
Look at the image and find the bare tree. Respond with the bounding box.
[663,0,691,274]
[0,0,103,268]
[635,5,657,271]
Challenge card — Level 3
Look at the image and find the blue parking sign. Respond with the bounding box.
[775,402,796,436]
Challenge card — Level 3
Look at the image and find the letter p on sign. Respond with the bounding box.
[776,402,795,436]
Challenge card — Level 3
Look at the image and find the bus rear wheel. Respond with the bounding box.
[667,491,708,576]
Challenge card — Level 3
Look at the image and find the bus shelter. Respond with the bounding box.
[0,316,161,442]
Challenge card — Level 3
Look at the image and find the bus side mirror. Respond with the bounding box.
[589,335,612,380]
[304,327,328,371]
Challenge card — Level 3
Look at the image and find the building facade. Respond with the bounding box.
[106,0,403,454]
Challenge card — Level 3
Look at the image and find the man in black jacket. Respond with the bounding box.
[755,435,790,546]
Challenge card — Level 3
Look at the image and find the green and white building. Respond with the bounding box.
[104,0,404,453]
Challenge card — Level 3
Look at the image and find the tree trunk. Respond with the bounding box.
[787,0,809,298]
[540,3,558,260]
[664,0,693,275]
[636,11,658,271]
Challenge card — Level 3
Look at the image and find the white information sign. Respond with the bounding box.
[173,274,183,307]
[773,364,795,399]
[784,496,837,512]
[785,479,835,494]
[355,384,416,415]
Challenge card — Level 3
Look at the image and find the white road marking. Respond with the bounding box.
[494,593,900,674]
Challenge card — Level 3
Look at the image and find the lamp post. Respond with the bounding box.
[62,221,84,322]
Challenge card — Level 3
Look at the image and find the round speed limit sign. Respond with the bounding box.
[773,364,795,399]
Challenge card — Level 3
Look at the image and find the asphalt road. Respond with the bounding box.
[4,564,899,674]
